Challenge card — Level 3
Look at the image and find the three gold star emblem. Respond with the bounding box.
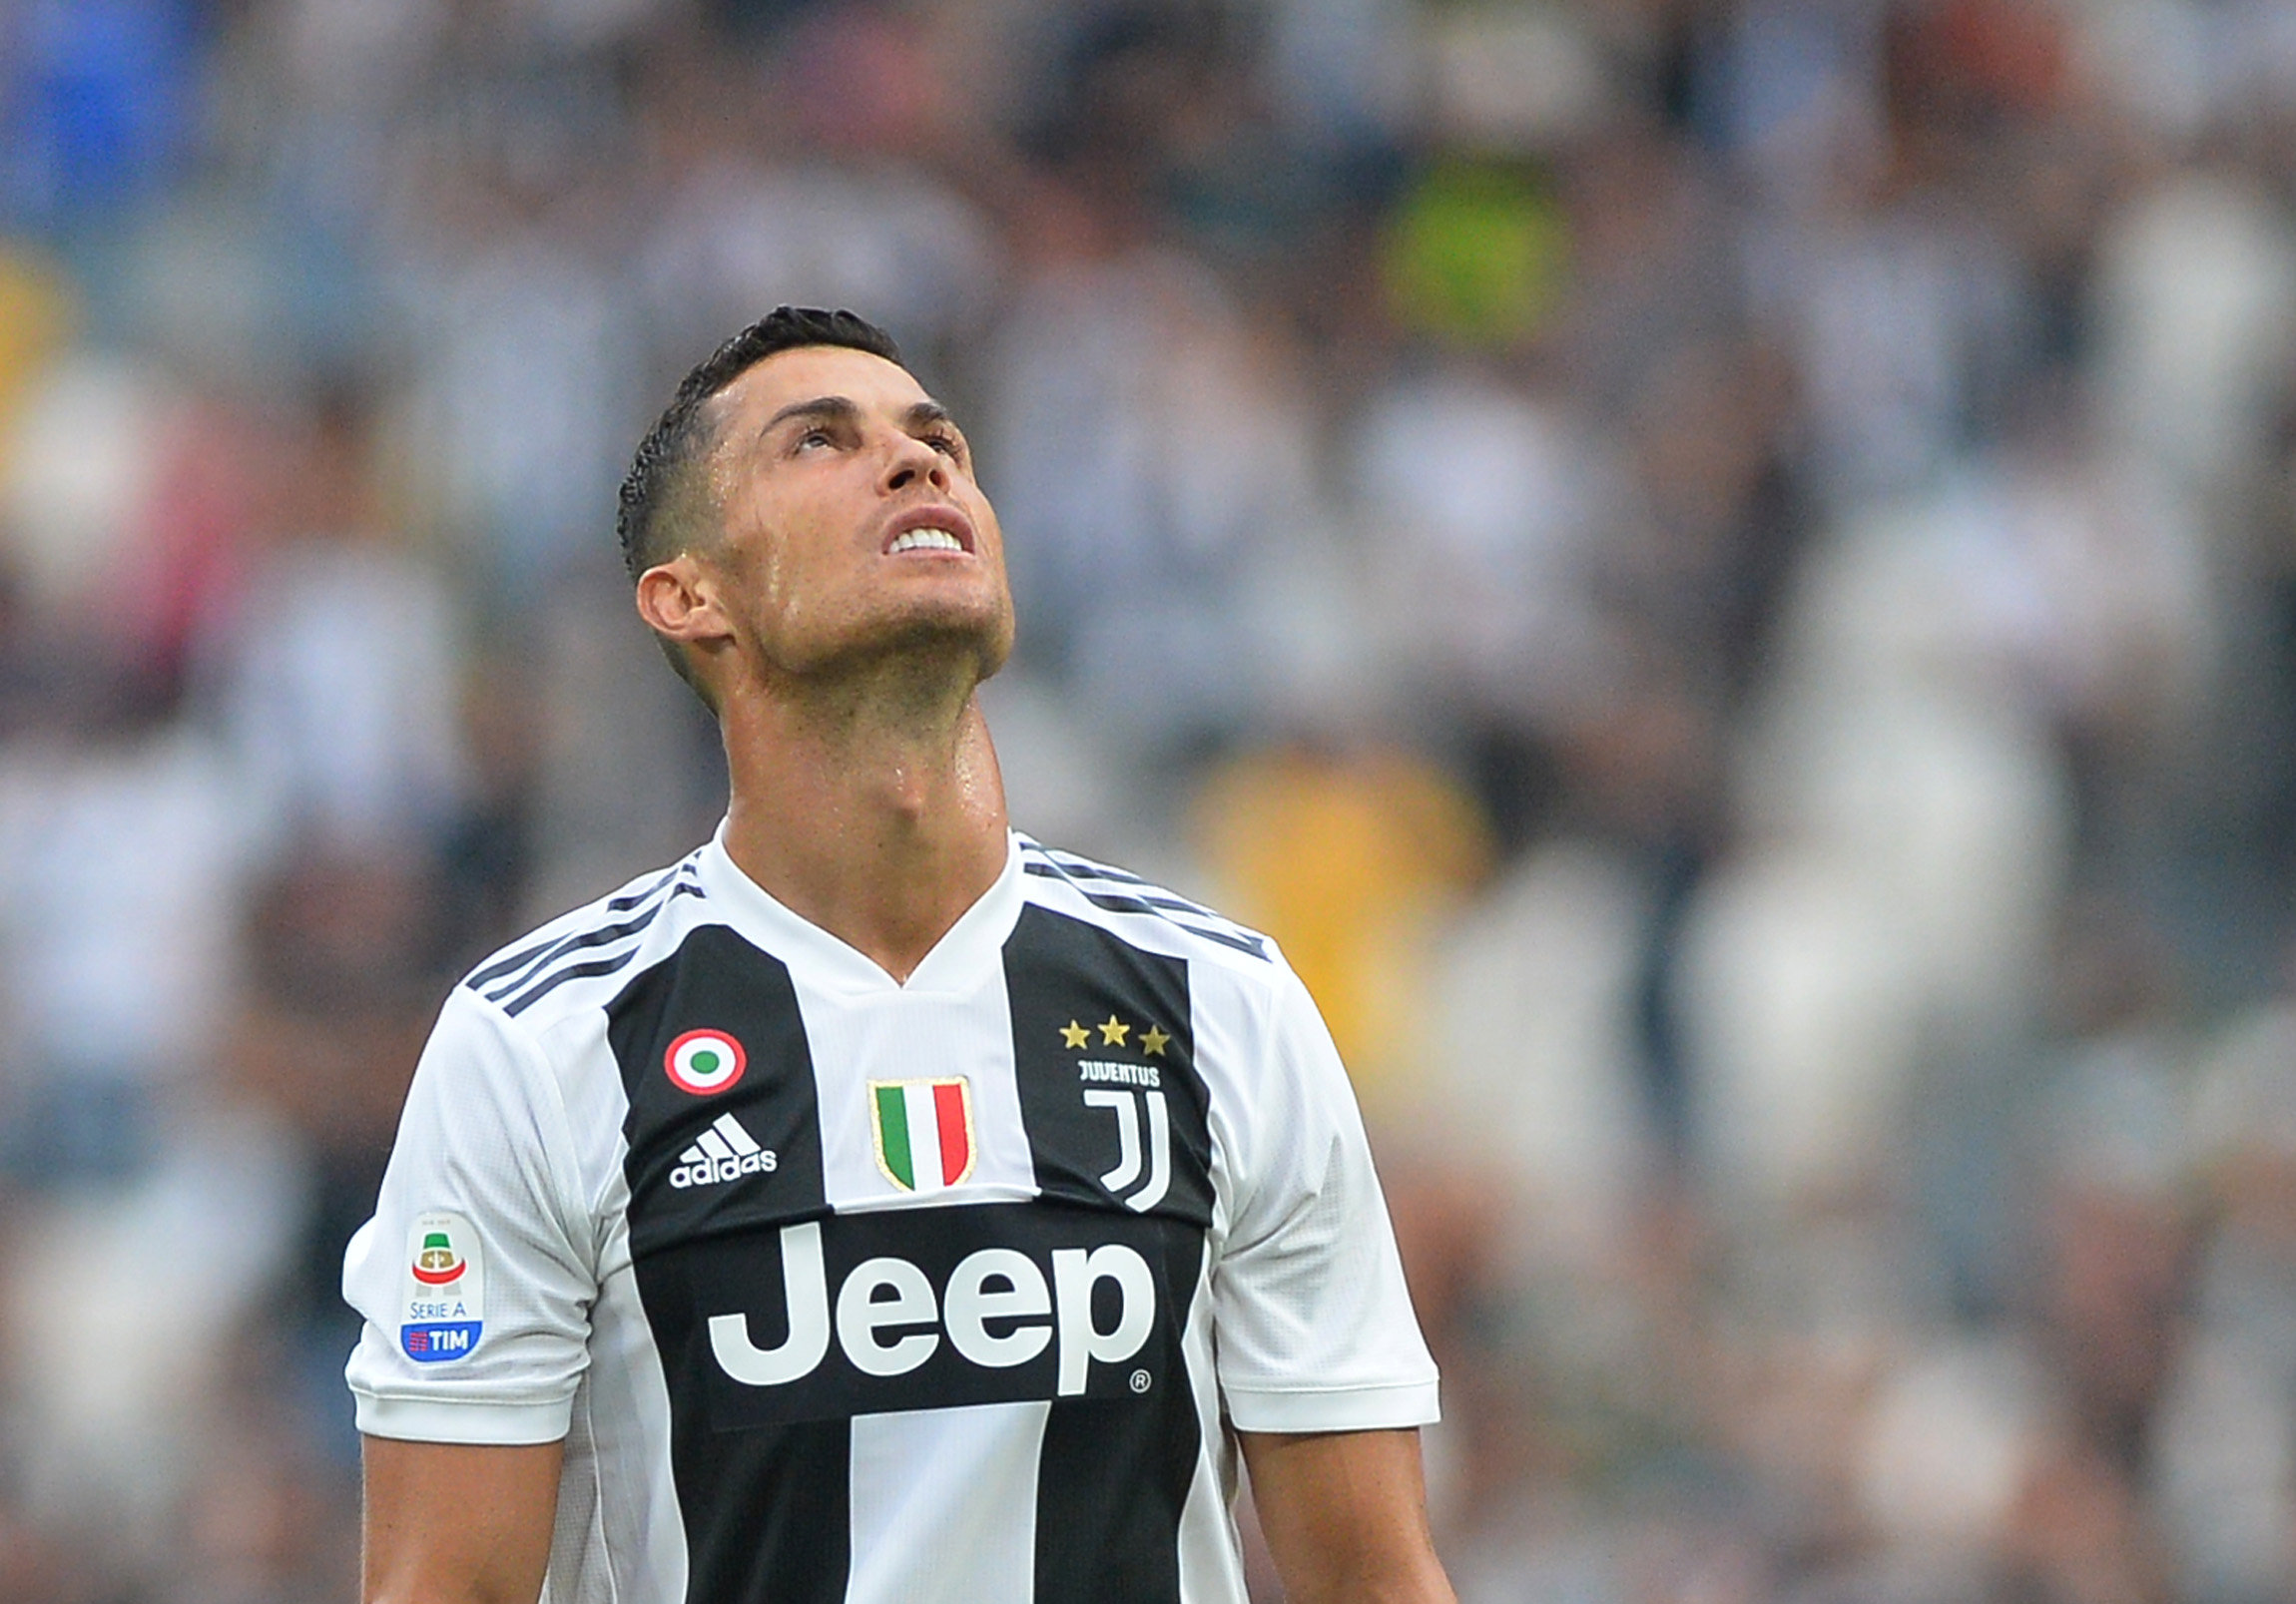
[1057,1015,1173,1055]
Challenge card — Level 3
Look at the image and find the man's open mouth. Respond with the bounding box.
[887,527,965,555]
[882,508,975,555]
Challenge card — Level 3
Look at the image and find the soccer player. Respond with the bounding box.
[345,307,1453,1604]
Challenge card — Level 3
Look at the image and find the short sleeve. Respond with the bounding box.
[1211,967,1439,1432]
[343,986,596,1444]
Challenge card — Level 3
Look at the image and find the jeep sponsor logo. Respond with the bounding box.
[659,1203,1199,1427]
[710,1222,1153,1396]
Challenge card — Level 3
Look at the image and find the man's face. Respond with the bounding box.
[696,344,1013,683]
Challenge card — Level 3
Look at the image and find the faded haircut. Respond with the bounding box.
[615,307,904,703]
[617,306,904,581]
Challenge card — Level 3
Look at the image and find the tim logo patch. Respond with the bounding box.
[399,1212,485,1363]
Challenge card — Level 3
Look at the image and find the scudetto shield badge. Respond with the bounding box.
[868,1077,976,1194]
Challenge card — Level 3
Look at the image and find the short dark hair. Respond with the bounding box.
[616,306,904,583]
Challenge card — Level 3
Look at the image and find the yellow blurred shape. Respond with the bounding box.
[0,246,77,427]
[1196,746,1492,1112]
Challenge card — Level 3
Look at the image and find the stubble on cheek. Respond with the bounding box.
[731,535,815,676]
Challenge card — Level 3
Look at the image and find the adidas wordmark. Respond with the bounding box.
[670,1113,779,1190]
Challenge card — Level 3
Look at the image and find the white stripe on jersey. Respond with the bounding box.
[847,1401,1046,1604]
[792,961,1039,1218]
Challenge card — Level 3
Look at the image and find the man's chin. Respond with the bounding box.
[798,606,1014,686]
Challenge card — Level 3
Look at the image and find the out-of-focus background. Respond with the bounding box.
[2,0,2295,1599]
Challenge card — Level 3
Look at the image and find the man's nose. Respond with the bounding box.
[882,433,949,494]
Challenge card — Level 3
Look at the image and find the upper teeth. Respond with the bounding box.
[889,527,961,554]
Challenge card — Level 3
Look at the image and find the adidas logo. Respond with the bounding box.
[670,1113,780,1190]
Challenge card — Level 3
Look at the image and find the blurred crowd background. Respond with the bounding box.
[2,0,2296,1599]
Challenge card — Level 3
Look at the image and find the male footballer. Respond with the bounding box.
[346,306,1454,1603]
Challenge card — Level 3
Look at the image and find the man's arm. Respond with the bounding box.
[361,1436,564,1604]
[1239,1427,1455,1604]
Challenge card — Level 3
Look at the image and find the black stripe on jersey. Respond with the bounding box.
[669,1417,852,1604]
[605,925,830,1257]
[1035,1232,1206,1604]
[998,897,1216,1604]
[1004,904,1215,1228]
[1002,908,1213,1604]
[1019,851,1270,961]
[608,926,845,1603]
[464,860,701,995]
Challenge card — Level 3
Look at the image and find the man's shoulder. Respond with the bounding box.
[1012,835,1281,978]
[455,847,713,1025]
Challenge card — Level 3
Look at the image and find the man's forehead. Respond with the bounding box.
[725,344,928,413]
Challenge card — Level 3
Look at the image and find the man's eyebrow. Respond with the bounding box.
[904,399,959,431]
[758,395,861,439]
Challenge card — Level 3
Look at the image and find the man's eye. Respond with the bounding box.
[797,428,834,450]
[925,432,964,457]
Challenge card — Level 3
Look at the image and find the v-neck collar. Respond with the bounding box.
[694,822,1024,998]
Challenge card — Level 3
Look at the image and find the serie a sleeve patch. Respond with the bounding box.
[398,1212,486,1363]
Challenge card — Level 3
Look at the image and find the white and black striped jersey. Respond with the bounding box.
[343,826,1438,1604]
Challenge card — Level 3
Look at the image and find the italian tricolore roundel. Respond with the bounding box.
[665,1028,748,1095]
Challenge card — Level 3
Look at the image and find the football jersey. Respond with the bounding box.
[343,826,1438,1604]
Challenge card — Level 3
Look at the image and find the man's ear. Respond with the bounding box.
[634,554,732,648]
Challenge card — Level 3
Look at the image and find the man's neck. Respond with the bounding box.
[717,652,1010,984]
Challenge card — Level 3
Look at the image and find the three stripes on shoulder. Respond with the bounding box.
[1018,841,1269,961]
[466,855,706,1016]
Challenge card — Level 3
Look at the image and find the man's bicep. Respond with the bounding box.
[1237,1427,1454,1604]
[362,1434,564,1604]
